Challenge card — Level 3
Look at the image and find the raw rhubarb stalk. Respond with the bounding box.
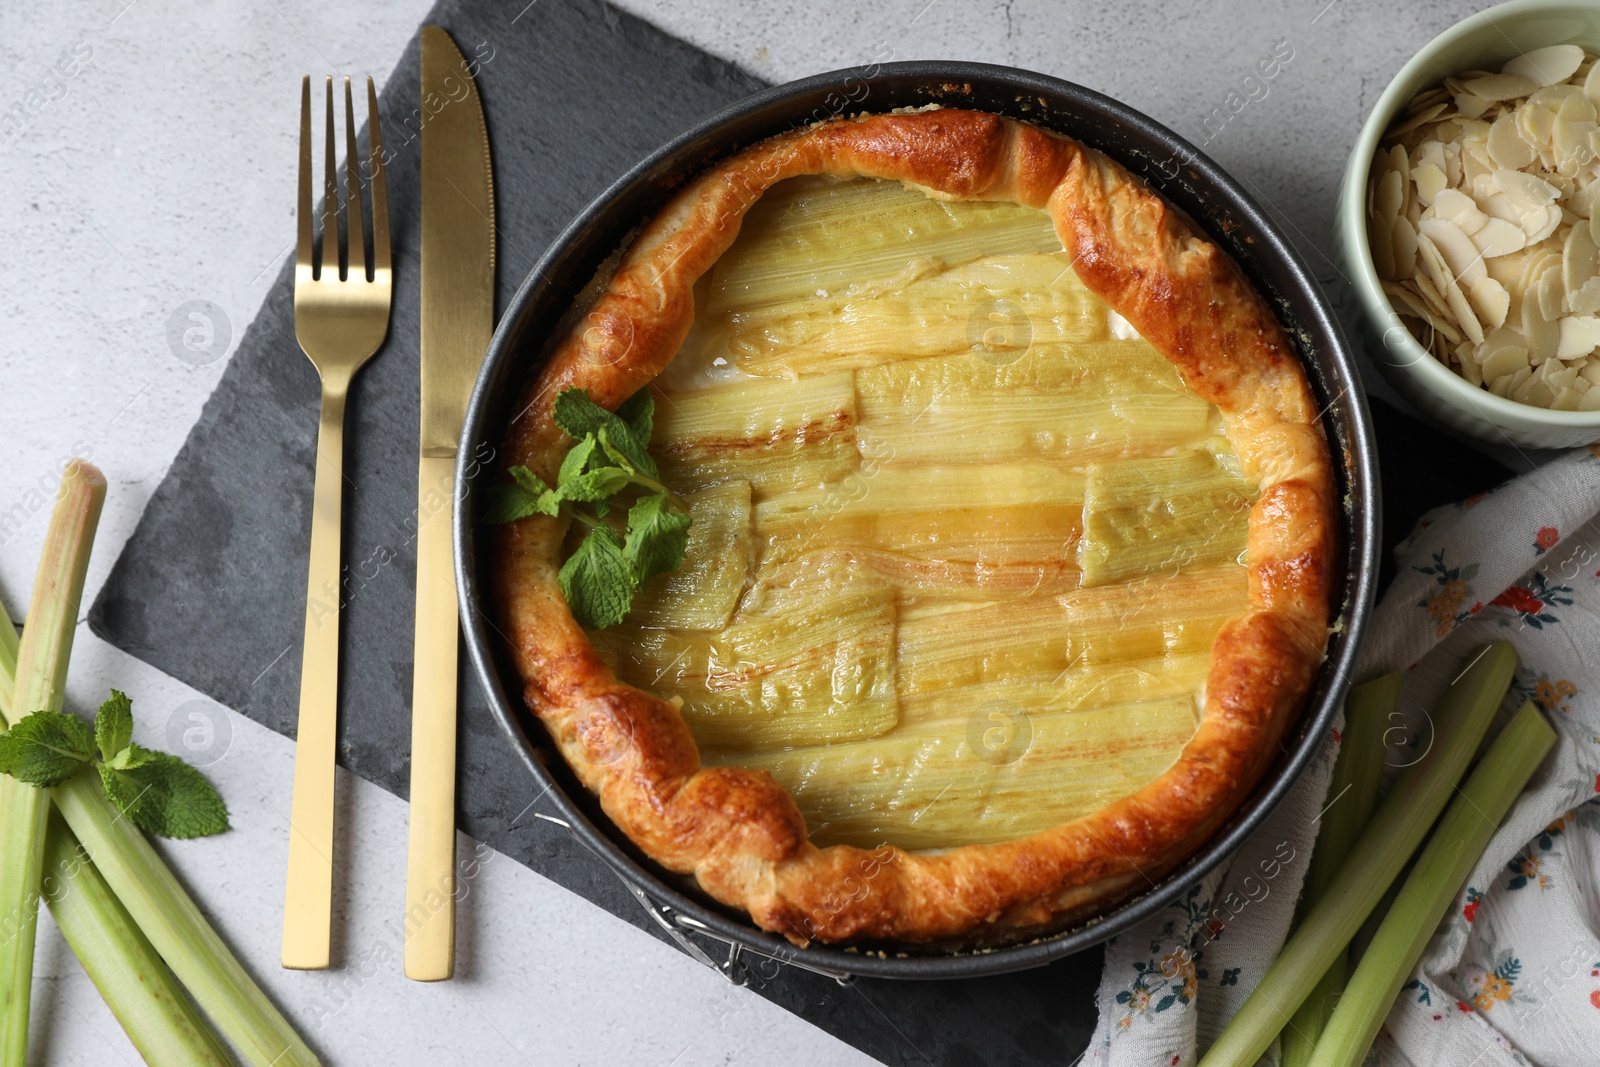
[0,460,104,1065]
[1312,701,1555,1067]
[1198,642,1519,1067]
[1279,672,1400,1067]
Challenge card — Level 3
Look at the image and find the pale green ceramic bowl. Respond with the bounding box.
[1336,0,1600,448]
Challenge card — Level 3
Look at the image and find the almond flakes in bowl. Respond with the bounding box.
[1370,43,1600,410]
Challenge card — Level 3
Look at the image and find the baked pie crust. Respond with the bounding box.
[493,108,1335,946]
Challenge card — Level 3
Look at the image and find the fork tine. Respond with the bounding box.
[322,76,339,279]
[366,77,390,278]
[297,77,313,280]
[342,76,366,282]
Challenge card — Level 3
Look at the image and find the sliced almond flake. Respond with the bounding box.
[1552,386,1583,409]
[1585,60,1600,104]
[1513,371,1555,406]
[1518,102,1557,148]
[1375,166,1405,225]
[1469,215,1526,256]
[1491,364,1535,397]
[1389,143,1411,186]
[1483,190,1532,229]
[1488,112,1539,168]
[1388,102,1448,138]
[1464,146,1496,187]
[1488,248,1529,287]
[1416,139,1448,173]
[1411,261,1450,311]
[1531,83,1585,111]
[1419,216,1490,284]
[1418,231,1486,343]
[1558,314,1600,358]
[1562,219,1600,296]
[1560,89,1599,121]
[1414,162,1449,203]
[1519,245,1562,291]
[1393,215,1419,280]
[1537,256,1567,321]
[1494,167,1562,206]
[1467,72,1540,100]
[1524,290,1562,363]
[1555,117,1599,166]
[1479,333,1530,380]
[1412,86,1451,111]
[1528,203,1565,243]
[1384,279,1442,323]
[1478,326,1529,383]
[1433,188,1489,233]
[1469,275,1512,328]
[1541,361,1580,393]
[1568,275,1600,315]
[1456,94,1494,120]
[1505,45,1585,87]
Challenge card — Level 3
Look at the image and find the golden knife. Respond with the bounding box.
[406,24,495,982]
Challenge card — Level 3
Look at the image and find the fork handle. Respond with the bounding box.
[282,382,347,970]
[404,453,460,981]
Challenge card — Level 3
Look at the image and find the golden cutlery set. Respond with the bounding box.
[282,25,493,982]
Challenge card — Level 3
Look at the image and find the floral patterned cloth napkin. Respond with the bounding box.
[1086,445,1600,1067]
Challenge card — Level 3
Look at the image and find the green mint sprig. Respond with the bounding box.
[484,387,691,629]
[0,690,229,839]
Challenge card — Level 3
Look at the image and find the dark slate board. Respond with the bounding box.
[87,1,1109,1063]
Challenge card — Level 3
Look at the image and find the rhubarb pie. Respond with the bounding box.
[494,108,1335,946]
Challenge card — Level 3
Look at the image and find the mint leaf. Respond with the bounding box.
[596,426,636,474]
[559,435,600,482]
[476,463,560,524]
[624,493,692,585]
[483,466,560,523]
[493,388,686,627]
[551,387,613,439]
[0,710,95,787]
[551,387,658,479]
[556,437,631,502]
[616,389,654,445]
[95,690,134,763]
[559,468,631,503]
[558,525,635,629]
[98,745,229,838]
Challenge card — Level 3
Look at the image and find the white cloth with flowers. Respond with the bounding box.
[1085,445,1600,1067]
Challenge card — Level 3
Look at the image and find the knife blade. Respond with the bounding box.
[406,23,495,982]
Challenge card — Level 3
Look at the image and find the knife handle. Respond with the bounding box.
[282,385,346,970]
[404,453,460,981]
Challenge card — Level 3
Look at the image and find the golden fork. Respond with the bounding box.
[282,74,391,970]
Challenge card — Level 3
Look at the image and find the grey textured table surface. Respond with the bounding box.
[0,1,1495,1064]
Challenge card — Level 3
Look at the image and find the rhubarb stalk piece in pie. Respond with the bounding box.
[493,108,1335,946]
